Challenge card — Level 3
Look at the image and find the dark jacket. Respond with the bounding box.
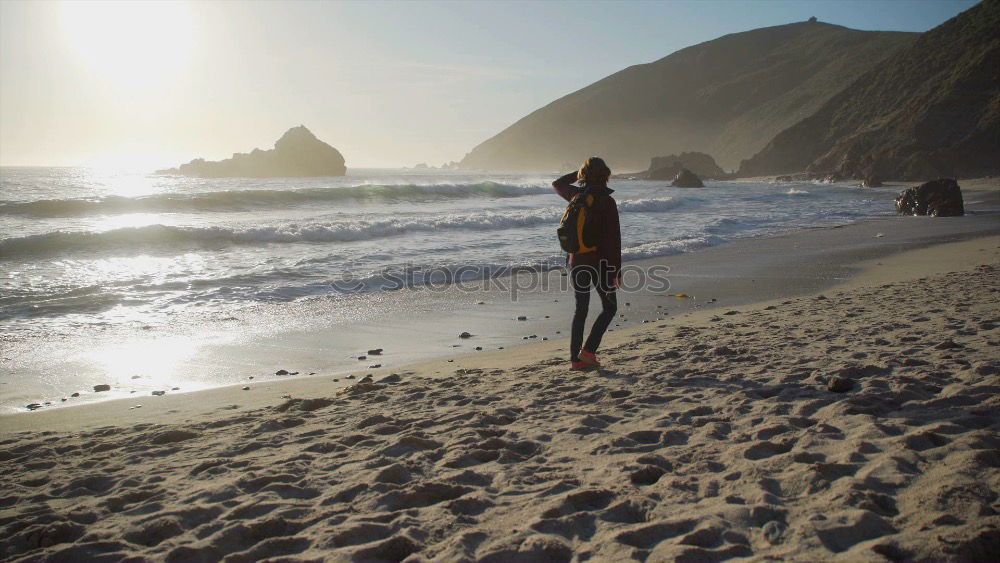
[552,172,622,280]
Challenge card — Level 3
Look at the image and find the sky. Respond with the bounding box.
[0,0,979,169]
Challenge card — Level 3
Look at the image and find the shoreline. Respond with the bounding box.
[2,183,997,415]
[0,229,996,562]
[3,221,997,433]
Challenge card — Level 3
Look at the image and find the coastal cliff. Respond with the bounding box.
[459,21,915,171]
[738,1,1000,180]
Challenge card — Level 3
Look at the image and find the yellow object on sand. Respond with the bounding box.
[675,293,688,298]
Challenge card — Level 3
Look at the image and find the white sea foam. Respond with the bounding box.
[0,198,689,258]
[0,168,899,329]
[622,236,720,260]
[0,181,551,217]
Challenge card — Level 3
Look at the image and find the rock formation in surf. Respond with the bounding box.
[158,126,346,178]
[862,174,883,188]
[647,152,725,180]
[738,2,999,180]
[671,169,705,188]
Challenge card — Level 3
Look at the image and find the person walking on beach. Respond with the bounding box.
[553,157,621,370]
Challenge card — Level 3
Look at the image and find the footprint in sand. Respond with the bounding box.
[743,440,793,460]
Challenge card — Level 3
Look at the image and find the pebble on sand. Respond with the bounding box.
[827,376,854,393]
[518,316,528,321]
[367,348,383,355]
[275,369,289,375]
[241,386,250,391]
[459,332,473,339]
[151,390,166,396]
[93,384,111,392]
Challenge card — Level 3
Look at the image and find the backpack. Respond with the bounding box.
[557,188,601,254]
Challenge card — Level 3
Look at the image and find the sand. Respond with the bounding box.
[1,235,998,562]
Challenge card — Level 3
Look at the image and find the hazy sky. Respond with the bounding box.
[0,0,977,169]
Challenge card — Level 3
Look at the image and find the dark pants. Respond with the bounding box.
[570,264,617,361]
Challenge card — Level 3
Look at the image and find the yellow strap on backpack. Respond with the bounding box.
[576,194,597,254]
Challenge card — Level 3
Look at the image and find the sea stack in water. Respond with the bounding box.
[647,152,725,181]
[862,174,883,188]
[158,126,346,178]
[671,169,704,188]
[895,178,964,217]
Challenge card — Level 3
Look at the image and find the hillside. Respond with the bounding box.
[739,1,1000,180]
[459,21,915,172]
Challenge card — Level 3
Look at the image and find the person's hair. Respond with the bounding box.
[577,156,611,186]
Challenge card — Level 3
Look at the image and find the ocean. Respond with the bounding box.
[0,167,900,410]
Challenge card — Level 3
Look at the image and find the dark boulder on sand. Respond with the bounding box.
[827,376,854,393]
[895,178,964,217]
[671,169,704,188]
[157,126,346,178]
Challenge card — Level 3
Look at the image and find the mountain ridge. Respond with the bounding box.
[459,21,916,171]
[738,0,1000,180]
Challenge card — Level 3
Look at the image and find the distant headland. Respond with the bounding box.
[157,126,346,178]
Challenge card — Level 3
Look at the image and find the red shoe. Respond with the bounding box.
[579,349,602,368]
[571,360,595,371]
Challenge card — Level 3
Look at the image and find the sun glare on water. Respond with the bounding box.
[89,337,201,390]
[59,0,194,90]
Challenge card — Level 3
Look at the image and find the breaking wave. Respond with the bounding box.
[1,198,684,258]
[0,182,552,217]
